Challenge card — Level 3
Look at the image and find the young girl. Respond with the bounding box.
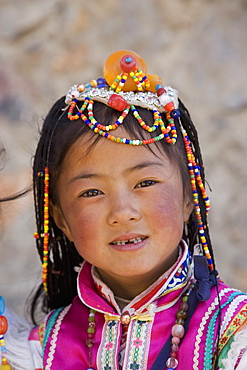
[3,50,247,370]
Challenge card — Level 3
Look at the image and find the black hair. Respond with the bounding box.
[31,96,215,323]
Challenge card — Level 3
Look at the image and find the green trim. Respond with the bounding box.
[42,307,64,357]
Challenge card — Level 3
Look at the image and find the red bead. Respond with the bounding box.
[156,87,167,96]
[120,55,137,72]
[108,94,128,111]
[170,351,177,358]
[0,315,8,335]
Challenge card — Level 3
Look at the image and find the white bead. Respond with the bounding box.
[158,93,172,106]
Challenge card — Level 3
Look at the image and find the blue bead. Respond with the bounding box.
[126,139,130,144]
[0,296,5,315]
[97,78,106,85]
[155,83,163,90]
[87,368,95,370]
[170,109,180,119]
[125,57,132,63]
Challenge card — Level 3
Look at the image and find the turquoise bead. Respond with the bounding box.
[0,296,5,315]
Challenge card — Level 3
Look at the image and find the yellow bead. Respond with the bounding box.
[0,359,12,370]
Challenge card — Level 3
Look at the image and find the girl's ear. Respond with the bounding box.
[49,201,74,242]
[183,197,194,223]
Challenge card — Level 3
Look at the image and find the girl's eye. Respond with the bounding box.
[136,180,157,188]
[80,189,102,197]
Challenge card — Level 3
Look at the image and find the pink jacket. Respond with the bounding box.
[42,242,247,369]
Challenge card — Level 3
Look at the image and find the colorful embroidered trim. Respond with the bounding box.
[123,320,153,370]
[203,292,246,370]
[193,287,233,370]
[97,319,120,370]
[217,301,247,355]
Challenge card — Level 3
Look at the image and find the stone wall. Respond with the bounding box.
[0,0,247,318]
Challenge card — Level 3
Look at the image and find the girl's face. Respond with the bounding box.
[51,133,193,298]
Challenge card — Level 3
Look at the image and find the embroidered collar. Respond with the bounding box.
[77,240,193,315]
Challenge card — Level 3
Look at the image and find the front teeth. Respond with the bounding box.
[112,237,145,245]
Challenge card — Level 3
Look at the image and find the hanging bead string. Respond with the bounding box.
[165,282,194,370]
[181,127,213,270]
[110,69,150,92]
[68,98,178,146]
[86,309,96,370]
[41,167,50,293]
[0,297,12,370]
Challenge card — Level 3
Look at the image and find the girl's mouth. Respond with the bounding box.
[110,236,147,246]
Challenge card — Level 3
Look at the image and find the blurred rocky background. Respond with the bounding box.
[0,0,247,318]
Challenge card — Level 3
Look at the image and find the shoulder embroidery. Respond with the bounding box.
[43,306,71,370]
[218,302,247,354]
[193,288,239,370]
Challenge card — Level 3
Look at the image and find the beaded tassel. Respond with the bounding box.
[42,167,50,293]
[182,128,213,270]
[0,297,12,370]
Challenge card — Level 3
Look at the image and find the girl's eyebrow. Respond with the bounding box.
[68,161,164,185]
[124,161,165,175]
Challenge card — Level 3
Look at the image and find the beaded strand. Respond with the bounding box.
[182,128,213,270]
[165,283,194,369]
[68,97,178,146]
[86,309,96,370]
[42,167,50,293]
[0,297,12,370]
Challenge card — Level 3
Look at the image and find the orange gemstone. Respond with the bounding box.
[103,50,147,92]
[147,74,163,92]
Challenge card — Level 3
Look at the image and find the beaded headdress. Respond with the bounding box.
[35,50,213,294]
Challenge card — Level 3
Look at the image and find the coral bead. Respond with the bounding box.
[157,87,167,97]
[103,50,147,91]
[108,94,128,111]
[120,55,137,72]
[0,315,8,335]
[164,102,175,112]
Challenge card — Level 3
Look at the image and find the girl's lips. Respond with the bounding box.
[109,236,148,252]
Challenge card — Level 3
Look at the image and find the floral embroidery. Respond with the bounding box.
[218,302,247,355]
[133,339,143,348]
[97,320,120,370]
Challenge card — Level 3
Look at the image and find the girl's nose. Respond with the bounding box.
[107,193,141,226]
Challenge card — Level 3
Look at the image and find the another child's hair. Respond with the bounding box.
[31,96,214,322]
